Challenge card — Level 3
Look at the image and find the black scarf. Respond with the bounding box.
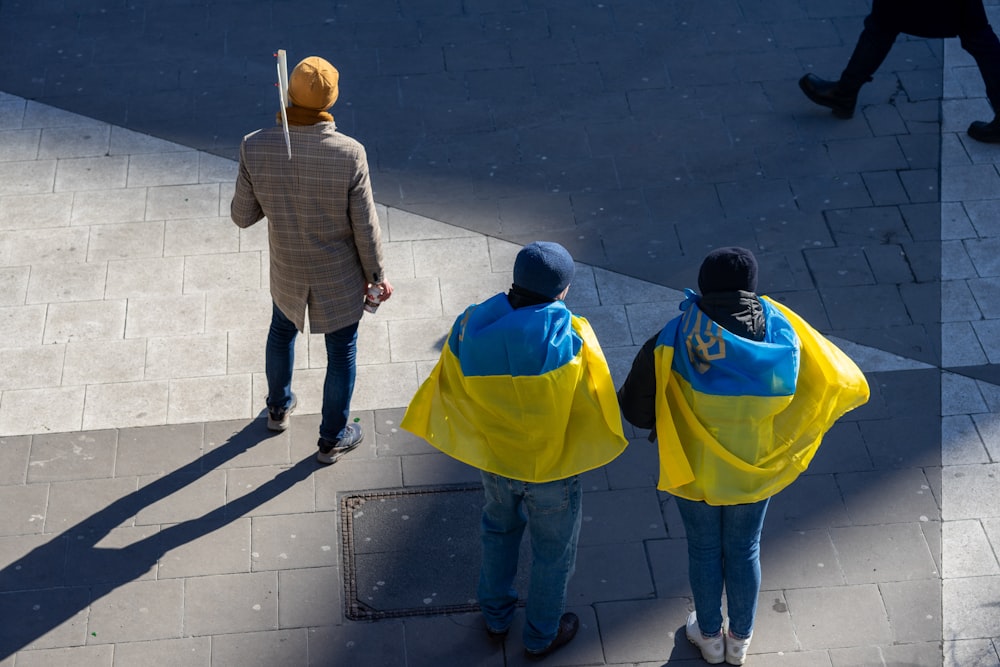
[507,284,557,309]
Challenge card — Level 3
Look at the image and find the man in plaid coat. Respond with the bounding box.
[231,55,393,464]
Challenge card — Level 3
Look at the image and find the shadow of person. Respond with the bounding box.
[0,420,322,658]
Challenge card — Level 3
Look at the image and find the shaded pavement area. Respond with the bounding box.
[0,0,999,665]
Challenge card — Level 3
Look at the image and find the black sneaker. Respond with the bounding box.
[266,395,297,431]
[525,612,579,660]
[316,423,364,464]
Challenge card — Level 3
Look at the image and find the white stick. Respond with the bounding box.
[276,49,291,159]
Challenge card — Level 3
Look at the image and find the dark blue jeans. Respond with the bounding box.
[675,496,770,639]
[265,302,358,443]
[477,471,582,652]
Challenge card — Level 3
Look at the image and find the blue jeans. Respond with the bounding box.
[674,496,770,639]
[264,302,358,443]
[477,471,582,652]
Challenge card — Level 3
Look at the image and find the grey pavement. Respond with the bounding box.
[0,0,998,665]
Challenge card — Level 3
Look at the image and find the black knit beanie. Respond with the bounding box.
[698,246,758,294]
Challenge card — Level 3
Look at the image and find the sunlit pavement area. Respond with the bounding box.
[1,1,999,665]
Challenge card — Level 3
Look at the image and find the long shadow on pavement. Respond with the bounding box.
[0,421,319,659]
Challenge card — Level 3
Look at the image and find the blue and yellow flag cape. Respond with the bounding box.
[401,293,628,483]
[654,291,869,505]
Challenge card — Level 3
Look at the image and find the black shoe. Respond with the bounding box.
[524,612,579,660]
[485,623,509,641]
[968,118,1000,143]
[316,423,363,464]
[798,73,858,119]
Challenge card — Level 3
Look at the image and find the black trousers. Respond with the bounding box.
[840,1,1000,110]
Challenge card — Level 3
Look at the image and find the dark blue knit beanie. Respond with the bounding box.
[513,241,575,299]
[698,246,758,294]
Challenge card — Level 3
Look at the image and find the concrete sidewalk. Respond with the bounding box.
[0,0,999,665]
[0,89,992,666]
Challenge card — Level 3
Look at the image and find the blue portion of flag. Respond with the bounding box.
[657,289,800,398]
[447,293,582,377]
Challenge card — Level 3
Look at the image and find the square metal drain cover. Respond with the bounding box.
[340,484,529,620]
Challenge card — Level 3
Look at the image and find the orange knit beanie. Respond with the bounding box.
[288,56,339,110]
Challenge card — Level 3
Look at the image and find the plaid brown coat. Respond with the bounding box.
[231,122,385,333]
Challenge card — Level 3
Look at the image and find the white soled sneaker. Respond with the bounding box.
[725,629,752,665]
[686,611,725,664]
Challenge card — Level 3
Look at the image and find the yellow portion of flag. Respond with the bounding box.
[655,297,869,504]
[402,316,627,483]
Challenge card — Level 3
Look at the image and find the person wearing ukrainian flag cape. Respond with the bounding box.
[617,247,869,666]
[402,241,628,659]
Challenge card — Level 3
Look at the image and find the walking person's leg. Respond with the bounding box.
[316,321,361,463]
[477,472,527,636]
[800,13,900,118]
[839,13,901,90]
[675,496,726,664]
[720,498,771,665]
[265,302,298,431]
[521,475,583,658]
[960,2,1000,141]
